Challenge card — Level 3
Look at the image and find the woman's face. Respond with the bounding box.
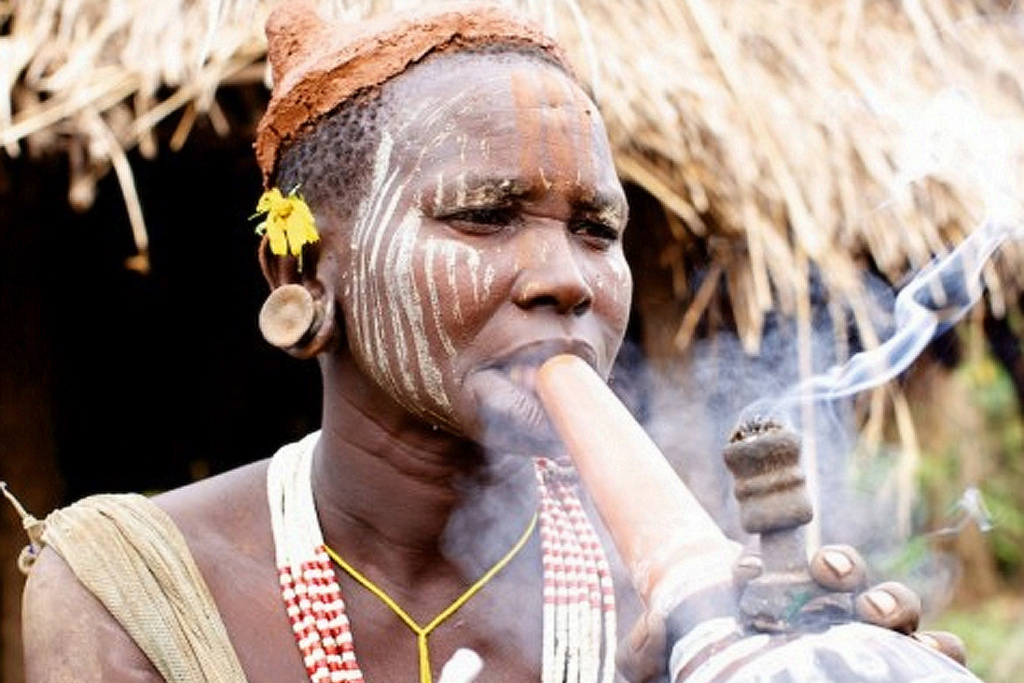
[335,53,632,452]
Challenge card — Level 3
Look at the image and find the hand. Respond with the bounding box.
[616,608,671,683]
[793,544,967,665]
[615,544,967,683]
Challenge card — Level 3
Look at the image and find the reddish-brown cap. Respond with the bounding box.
[255,0,571,185]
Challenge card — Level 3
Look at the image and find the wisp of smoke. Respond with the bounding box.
[743,217,1022,422]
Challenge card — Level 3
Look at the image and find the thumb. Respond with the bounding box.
[616,610,669,683]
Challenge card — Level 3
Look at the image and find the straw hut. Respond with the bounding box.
[2,1,1024,681]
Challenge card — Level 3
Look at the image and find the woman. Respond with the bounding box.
[19,2,956,682]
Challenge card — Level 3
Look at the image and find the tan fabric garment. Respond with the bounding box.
[42,493,248,683]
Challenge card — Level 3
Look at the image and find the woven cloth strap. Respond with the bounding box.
[42,493,247,683]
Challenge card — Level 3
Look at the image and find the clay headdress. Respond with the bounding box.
[255,0,574,186]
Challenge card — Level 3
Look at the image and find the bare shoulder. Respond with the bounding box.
[150,459,280,618]
[22,546,164,683]
[152,460,303,683]
[22,460,275,683]
[152,459,271,553]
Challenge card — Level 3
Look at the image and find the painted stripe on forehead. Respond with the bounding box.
[510,69,541,189]
[509,66,599,193]
[391,88,478,191]
[570,74,598,194]
[540,68,576,189]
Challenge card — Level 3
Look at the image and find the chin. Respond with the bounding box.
[472,398,564,457]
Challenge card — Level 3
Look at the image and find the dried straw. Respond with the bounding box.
[3,1,1023,402]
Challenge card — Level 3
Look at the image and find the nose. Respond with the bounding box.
[511,227,594,316]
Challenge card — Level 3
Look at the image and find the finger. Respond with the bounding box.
[616,611,669,683]
[854,581,921,634]
[808,544,867,592]
[732,552,763,590]
[913,630,968,667]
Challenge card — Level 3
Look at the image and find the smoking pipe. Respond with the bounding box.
[535,354,984,683]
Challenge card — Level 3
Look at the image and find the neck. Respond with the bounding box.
[312,356,538,582]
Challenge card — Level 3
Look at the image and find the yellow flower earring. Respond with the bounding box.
[252,186,320,265]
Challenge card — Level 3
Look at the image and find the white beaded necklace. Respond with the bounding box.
[267,431,617,683]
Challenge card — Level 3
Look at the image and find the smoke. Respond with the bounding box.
[928,487,995,538]
[741,216,1021,424]
[647,296,869,545]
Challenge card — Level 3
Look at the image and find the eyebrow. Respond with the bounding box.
[578,196,628,227]
[435,175,627,222]
[450,176,533,206]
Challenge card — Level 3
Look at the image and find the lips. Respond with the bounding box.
[465,339,599,454]
[488,338,599,379]
[486,341,599,401]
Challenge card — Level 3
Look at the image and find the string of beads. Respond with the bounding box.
[267,432,617,683]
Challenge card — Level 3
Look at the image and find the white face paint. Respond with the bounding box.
[337,53,632,448]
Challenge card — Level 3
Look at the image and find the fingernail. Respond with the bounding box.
[736,555,763,572]
[913,632,940,650]
[864,589,898,617]
[822,549,854,578]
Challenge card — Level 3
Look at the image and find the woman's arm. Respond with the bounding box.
[22,547,165,683]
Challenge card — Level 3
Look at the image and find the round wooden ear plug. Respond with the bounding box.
[259,284,318,349]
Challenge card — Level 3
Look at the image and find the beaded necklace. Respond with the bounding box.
[267,431,617,683]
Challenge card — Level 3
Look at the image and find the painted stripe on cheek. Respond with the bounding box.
[445,245,464,326]
[389,209,450,409]
[382,209,417,396]
[350,133,411,398]
[424,236,457,359]
[364,180,410,396]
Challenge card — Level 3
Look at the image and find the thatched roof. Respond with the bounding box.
[4,0,1024,354]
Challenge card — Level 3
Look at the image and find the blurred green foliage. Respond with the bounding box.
[849,339,1023,683]
[930,598,1024,683]
[920,348,1024,683]
[957,352,1024,580]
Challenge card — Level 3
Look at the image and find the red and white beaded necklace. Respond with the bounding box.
[267,431,618,683]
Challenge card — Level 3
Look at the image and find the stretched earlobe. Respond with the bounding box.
[256,229,338,357]
[259,284,319,349]
[258,284,337,358]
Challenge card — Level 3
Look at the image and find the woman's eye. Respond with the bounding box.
[442,207,517,234]
[572,220,620,248]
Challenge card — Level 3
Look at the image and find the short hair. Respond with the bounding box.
[272,88,384,227]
